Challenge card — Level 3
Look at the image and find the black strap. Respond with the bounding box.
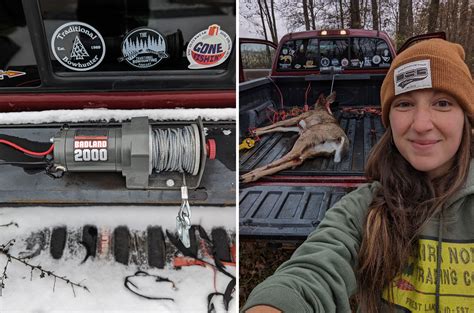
[207,292,224,313]
[167,227,236,311]
[124,271,175,301]
[223,278,235,310]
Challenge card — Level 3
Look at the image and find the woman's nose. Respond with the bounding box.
[411,106,434,133]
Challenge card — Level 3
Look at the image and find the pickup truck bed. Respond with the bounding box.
[240,108,385,177]
[239,75,386,240]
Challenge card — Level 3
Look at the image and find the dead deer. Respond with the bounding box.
[252,92,337,137]
[241,93,349,183]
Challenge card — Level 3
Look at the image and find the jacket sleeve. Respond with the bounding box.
[241,182,380,313]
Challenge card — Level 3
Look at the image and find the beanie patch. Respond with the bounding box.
[394,59,432,95]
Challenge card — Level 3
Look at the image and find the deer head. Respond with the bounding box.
[314,91,336,115]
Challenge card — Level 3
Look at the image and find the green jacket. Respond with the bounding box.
[242,160,474,313]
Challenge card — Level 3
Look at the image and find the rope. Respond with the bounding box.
[151,126,198,174]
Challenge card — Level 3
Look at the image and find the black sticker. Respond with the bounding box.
[120,27,168,68]
[51,22,105,71]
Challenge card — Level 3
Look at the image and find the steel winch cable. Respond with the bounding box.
[151,126,199,175]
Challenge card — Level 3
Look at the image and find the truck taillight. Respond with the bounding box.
[340,30,347,35]
[321,30,328,35]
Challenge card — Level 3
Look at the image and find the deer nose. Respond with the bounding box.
[411,106,434,133]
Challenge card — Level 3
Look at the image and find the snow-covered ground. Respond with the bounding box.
[0,206,236,313]
[0,108,235,124]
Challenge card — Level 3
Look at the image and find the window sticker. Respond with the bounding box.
[51,22,105,71]
[0,69,26,80]
[372,55,381,65]
[186,24,232,69]
[120,27,169,69]
[320,57,330,67]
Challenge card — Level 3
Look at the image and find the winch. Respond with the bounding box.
[52,116,215,189]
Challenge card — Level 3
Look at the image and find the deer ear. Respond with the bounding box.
[314,93,325,108]
[326,91,337,104]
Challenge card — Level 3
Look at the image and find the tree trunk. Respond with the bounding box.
[309,0,316,30]
[350,0,361,28]
[270,0,278,43]
[339,0,345,28]
[302,0,310,30]
[262,0,277,44]
[371,0,379,30]
[428,0,440,32]
[398,0,409,46]
[458,0,469,45]
[257,0,268,41]
[407,0,413,37]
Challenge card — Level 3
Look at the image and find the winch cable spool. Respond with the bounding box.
[152,124,200,176]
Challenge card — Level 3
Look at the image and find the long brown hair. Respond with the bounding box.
[356,115,473,312]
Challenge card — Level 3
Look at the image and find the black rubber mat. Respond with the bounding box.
[147,226,166,269]
[50,226,67,259]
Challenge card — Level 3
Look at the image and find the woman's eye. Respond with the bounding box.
[434,100,451,108]
[394,102,412,109]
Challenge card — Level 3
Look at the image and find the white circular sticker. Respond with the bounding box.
[51,22,105,71]
[121,27,168,68]
[372,55,381,65]
[341,58,349,67]
[320,57,330,67]
[186,24,232,69]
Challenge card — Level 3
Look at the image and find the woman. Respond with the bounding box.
[242,38,474,313]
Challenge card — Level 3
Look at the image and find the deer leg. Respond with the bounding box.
[253,116,303,135]
[256,126,300,136]
[240,157,304,183]
[240,145,310,183]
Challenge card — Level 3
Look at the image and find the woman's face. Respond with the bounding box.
[389,89,465,179]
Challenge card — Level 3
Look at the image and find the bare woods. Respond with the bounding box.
[240,0,474,72]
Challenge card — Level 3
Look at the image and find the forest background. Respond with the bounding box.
[240,0,474,71]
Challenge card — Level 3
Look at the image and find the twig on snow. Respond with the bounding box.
[0,239,89,296]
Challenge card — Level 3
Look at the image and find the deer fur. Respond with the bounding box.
[241,92,349,183]
[253,92,337,137]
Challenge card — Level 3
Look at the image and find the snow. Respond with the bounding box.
[0,108,236,125]
[0,206,236,313]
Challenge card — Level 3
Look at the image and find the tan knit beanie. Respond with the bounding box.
[380,38,473,127]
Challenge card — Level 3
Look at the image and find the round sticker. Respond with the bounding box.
[121,27,169,68]
[320,57,330,67]
[187,24,232,69]
[372,55,381,65]
[341,58,349,67]
[51,22,105,71]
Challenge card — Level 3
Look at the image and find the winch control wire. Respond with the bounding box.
[152,126,199,175]
[0,139,54,157]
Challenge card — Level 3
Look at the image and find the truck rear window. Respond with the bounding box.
[40,0,235,74]
[277,37,393,71]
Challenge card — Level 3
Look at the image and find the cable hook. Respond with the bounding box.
[176,174,192,248]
